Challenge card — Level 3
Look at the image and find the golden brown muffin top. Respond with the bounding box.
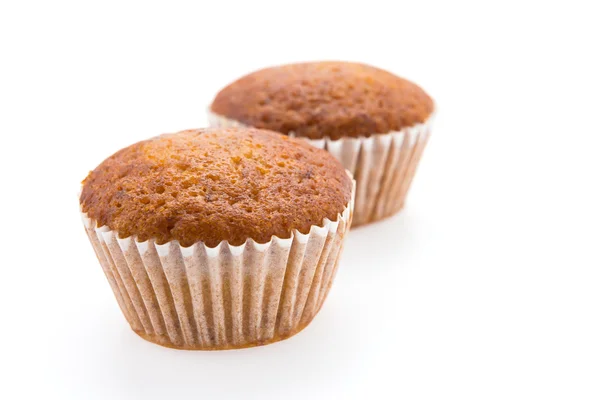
[211,61,434,140]
[80,128,352,247]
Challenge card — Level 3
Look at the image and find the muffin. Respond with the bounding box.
[209,61,434,226]
[80,127,354,350]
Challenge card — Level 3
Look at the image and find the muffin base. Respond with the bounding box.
[208,111,432,227]
[82,183,353,350]
[132,315,314,350]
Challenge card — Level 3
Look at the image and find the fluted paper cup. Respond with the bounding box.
[81,183,354,350]
[208,110,432,226]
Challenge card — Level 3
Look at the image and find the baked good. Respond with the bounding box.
[209,61,433,226]
[80,127,354,350]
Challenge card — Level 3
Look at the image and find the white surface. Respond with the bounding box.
[1,1,599,399]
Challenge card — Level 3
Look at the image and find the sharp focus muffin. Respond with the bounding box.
[80,127,354,350]
[209,61,434,226]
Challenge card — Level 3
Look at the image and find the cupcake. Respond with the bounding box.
[209,61,434,226]
[80,127,354,350]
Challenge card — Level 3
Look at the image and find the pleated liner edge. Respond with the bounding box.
[81,184,354,350]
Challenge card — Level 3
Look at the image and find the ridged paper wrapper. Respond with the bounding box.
[81,183,354,350]
[208,110,432,226]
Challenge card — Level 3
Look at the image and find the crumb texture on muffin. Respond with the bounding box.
[210,61,434,140]
[80,128,352,247]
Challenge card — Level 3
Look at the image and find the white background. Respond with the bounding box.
[1,1,599,399]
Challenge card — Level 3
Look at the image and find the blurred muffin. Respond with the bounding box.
[80,127,354,350]
[209,61,434,226]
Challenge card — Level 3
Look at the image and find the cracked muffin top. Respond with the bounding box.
[210,61,434,140]
[80,127,352,247]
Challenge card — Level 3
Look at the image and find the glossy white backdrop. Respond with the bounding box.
[1,1,599,399]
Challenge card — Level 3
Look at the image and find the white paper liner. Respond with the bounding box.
[81,186,354,350]
[208,110,432,226]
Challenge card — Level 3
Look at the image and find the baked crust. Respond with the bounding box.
[211,61,434,140]
[80,127,352,247]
